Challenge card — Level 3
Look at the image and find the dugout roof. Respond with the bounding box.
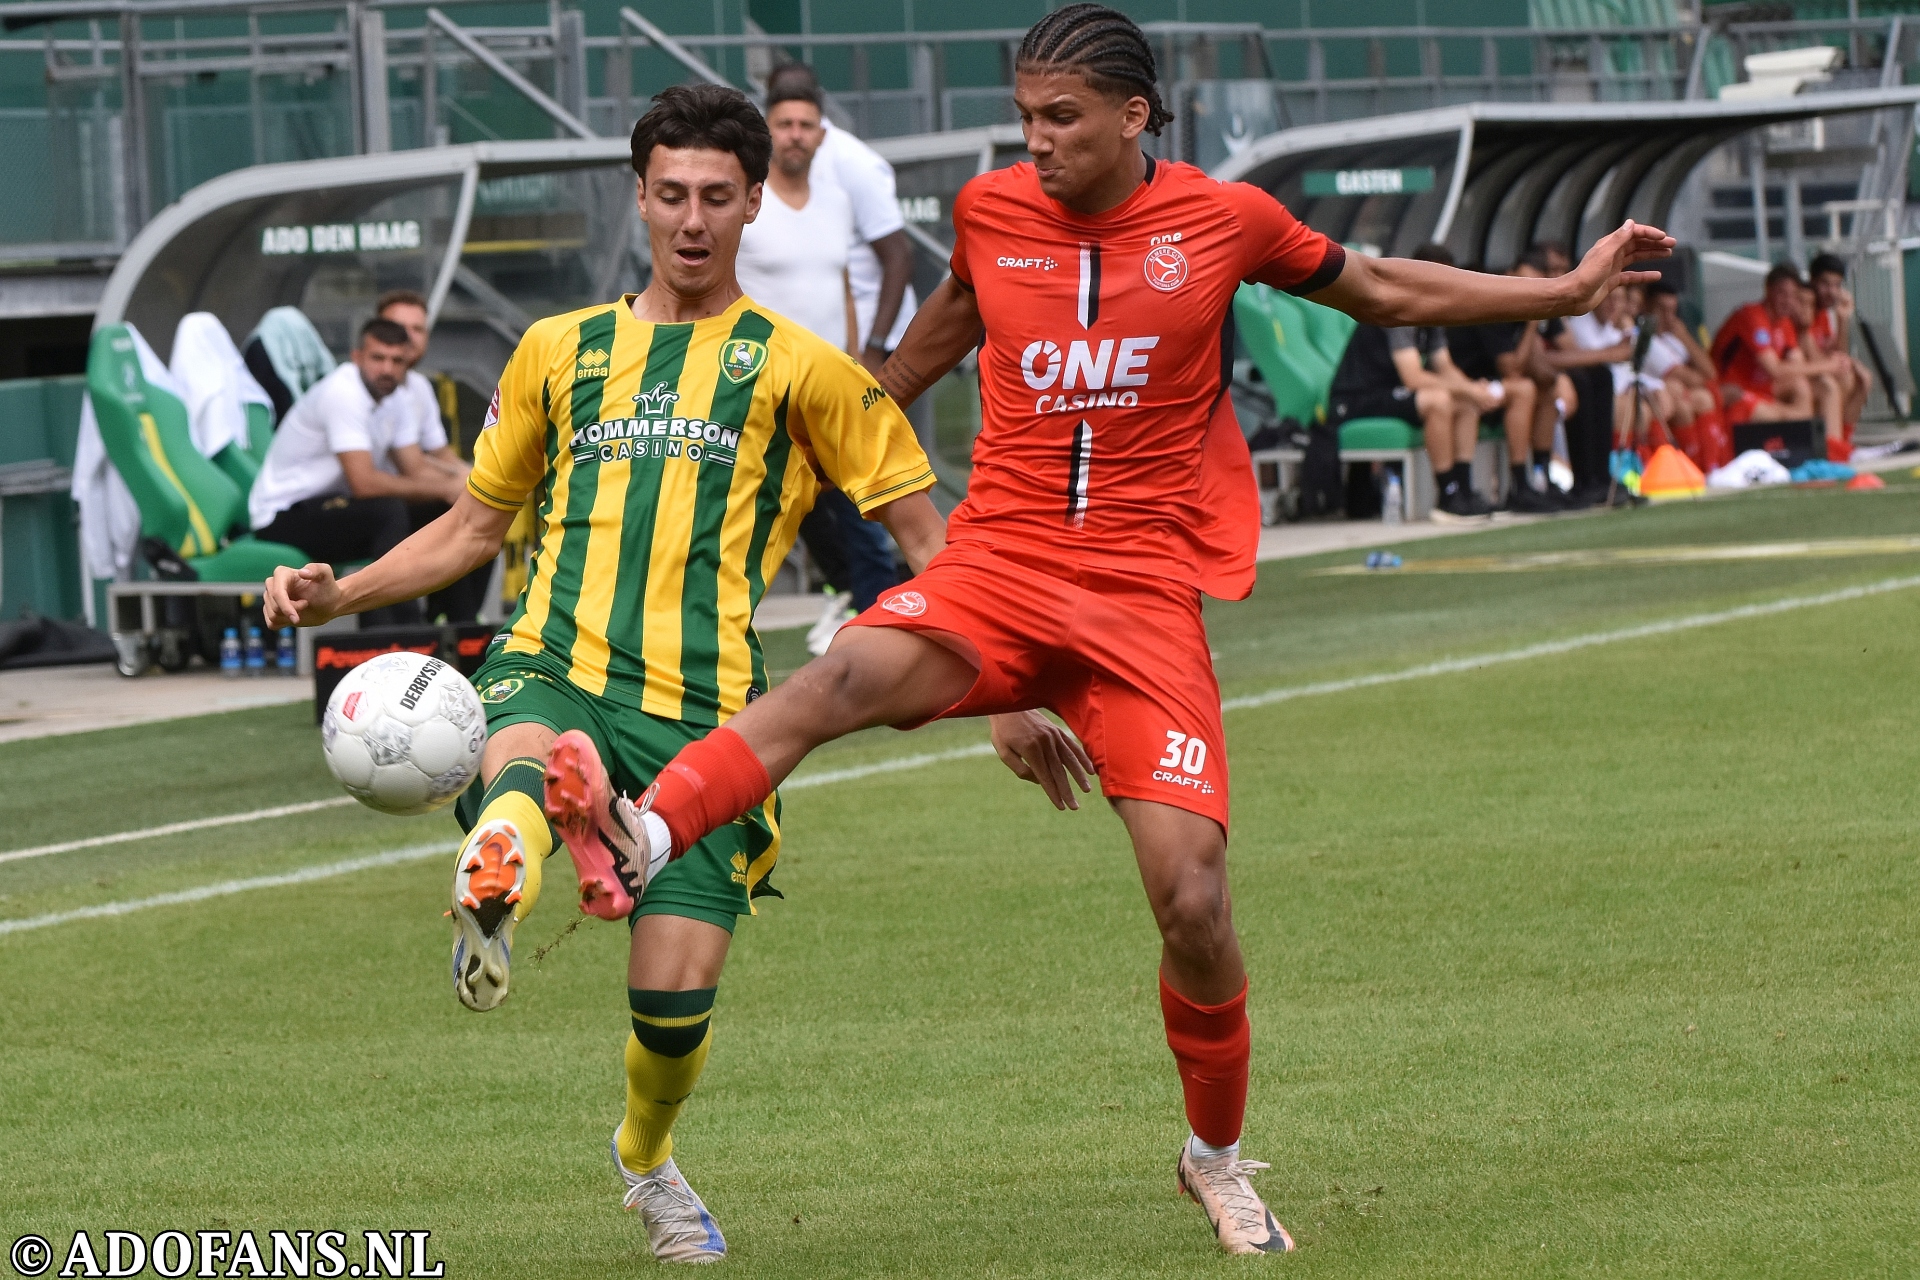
[96,88,1920,385]
[1211,88,1920,268]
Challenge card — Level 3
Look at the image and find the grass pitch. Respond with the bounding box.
[4,483,1919,1278]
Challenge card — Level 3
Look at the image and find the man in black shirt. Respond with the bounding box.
[1328,246,1500,522]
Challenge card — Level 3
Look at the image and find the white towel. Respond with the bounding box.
[69,324,182,595]
[170,312,272,458]
[1706,448,1792,490]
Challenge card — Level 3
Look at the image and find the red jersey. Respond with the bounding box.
[1711,302,1797,396]
[945,158,1342,599]
[1807,306,1837,354]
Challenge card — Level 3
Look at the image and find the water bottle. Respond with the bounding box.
[219,627,242,677]
[1365,551,1403,571]
[244,625,266,675]
[276,627,297,675]
[1382,471,1403,526]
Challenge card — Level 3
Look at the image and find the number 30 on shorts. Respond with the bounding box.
[1158,730,1208,775]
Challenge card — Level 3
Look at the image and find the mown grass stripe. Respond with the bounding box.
[0,797,358,865]
[13,571,1920,871]
[0,842,457,936]
[1218,572,1920,712]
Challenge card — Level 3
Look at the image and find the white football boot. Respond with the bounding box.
[449,819,528,1012]
[611,1132,727,1264]
[1177,1143,1296,1255]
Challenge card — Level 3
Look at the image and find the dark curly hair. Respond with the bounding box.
[1016,3,1173,136]
[630,83,771,186]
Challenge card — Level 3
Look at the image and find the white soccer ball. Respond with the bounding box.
[321,652,487,816]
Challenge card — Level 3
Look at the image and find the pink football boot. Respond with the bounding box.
[543,730,645,920]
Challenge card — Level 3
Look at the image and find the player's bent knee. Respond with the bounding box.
[1146,869,1234,956]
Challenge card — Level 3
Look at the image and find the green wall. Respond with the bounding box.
[0,376,85,623]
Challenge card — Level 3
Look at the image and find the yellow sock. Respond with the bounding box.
[466,758,555,920]
[617,987,716,1173]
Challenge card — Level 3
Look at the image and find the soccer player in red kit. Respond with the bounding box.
[590,4,1672,1255]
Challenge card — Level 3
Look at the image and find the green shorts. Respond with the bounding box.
[456,654,782,933]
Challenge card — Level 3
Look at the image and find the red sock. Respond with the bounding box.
[645,726,772,858]
[1159,974,1250,1148]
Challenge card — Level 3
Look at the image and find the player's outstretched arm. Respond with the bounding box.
[875,276,983,408]
[263,492,514,628]
[1309,220,1674,327]
[870,490,946,574]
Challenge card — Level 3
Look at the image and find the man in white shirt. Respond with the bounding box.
[764,64,917,375]
[735,73,902,644]
[735,87,857,353]
[251,317,467,625]
[375,289,491,621]
[376,288,464,469]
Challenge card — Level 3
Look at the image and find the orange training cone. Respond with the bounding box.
[1640,443,1706,501]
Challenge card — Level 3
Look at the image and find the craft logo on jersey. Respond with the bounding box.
[1144,244,1189,292]
[881,590,927,618]
[576,347,611,377]
[482,386,501,430]
[720,337,768,384]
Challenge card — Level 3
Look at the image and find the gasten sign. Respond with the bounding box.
[1301,167,1437,197]
[261,220,424,256]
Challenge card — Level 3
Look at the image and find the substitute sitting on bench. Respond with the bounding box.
[249,317,466,626]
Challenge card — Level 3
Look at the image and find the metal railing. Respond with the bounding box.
[0,3,1913,259]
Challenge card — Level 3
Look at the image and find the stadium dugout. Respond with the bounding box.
[84,82,1920,537]
[1213,90,1920,273]
[97,86,1920,377]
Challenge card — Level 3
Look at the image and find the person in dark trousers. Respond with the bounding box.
[1327,244,1498,523]
[250,318,467,626]
[1450,258,1592,513]
[1525,243,1628,504]
[376,289,493,622]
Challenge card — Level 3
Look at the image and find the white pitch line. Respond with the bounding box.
[0,842,457,937]
[8,571,1918,933]
[1219,572,1920,712]
[0,796,358,866]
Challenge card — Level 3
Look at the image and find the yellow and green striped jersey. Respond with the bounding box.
[467,293,934,726]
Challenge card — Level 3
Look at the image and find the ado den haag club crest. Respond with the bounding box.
[721,338,767,384]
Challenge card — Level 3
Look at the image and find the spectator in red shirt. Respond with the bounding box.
[1710,263,1833,440]
[1805,253,1873,436]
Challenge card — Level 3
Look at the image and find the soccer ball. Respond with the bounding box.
[321,652,487,816]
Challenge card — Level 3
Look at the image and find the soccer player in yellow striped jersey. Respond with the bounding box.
[474,273,933,724]
[263,83,983,1264]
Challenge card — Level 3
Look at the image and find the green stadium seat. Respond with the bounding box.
[86,325,306,582]
[1337,418,1420,452]
[210,438,260,498]
[244,401,274,464]
[205,400,276,508]
[1232,282,1334,426]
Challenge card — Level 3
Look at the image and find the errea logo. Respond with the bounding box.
[998,256,1057,270]
[577,348,611,377]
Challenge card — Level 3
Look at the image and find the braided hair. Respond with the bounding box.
[1016,3,1174,136]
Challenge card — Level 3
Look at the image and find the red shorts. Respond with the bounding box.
[844,539,1228,829]
[1723,387,1772,425]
